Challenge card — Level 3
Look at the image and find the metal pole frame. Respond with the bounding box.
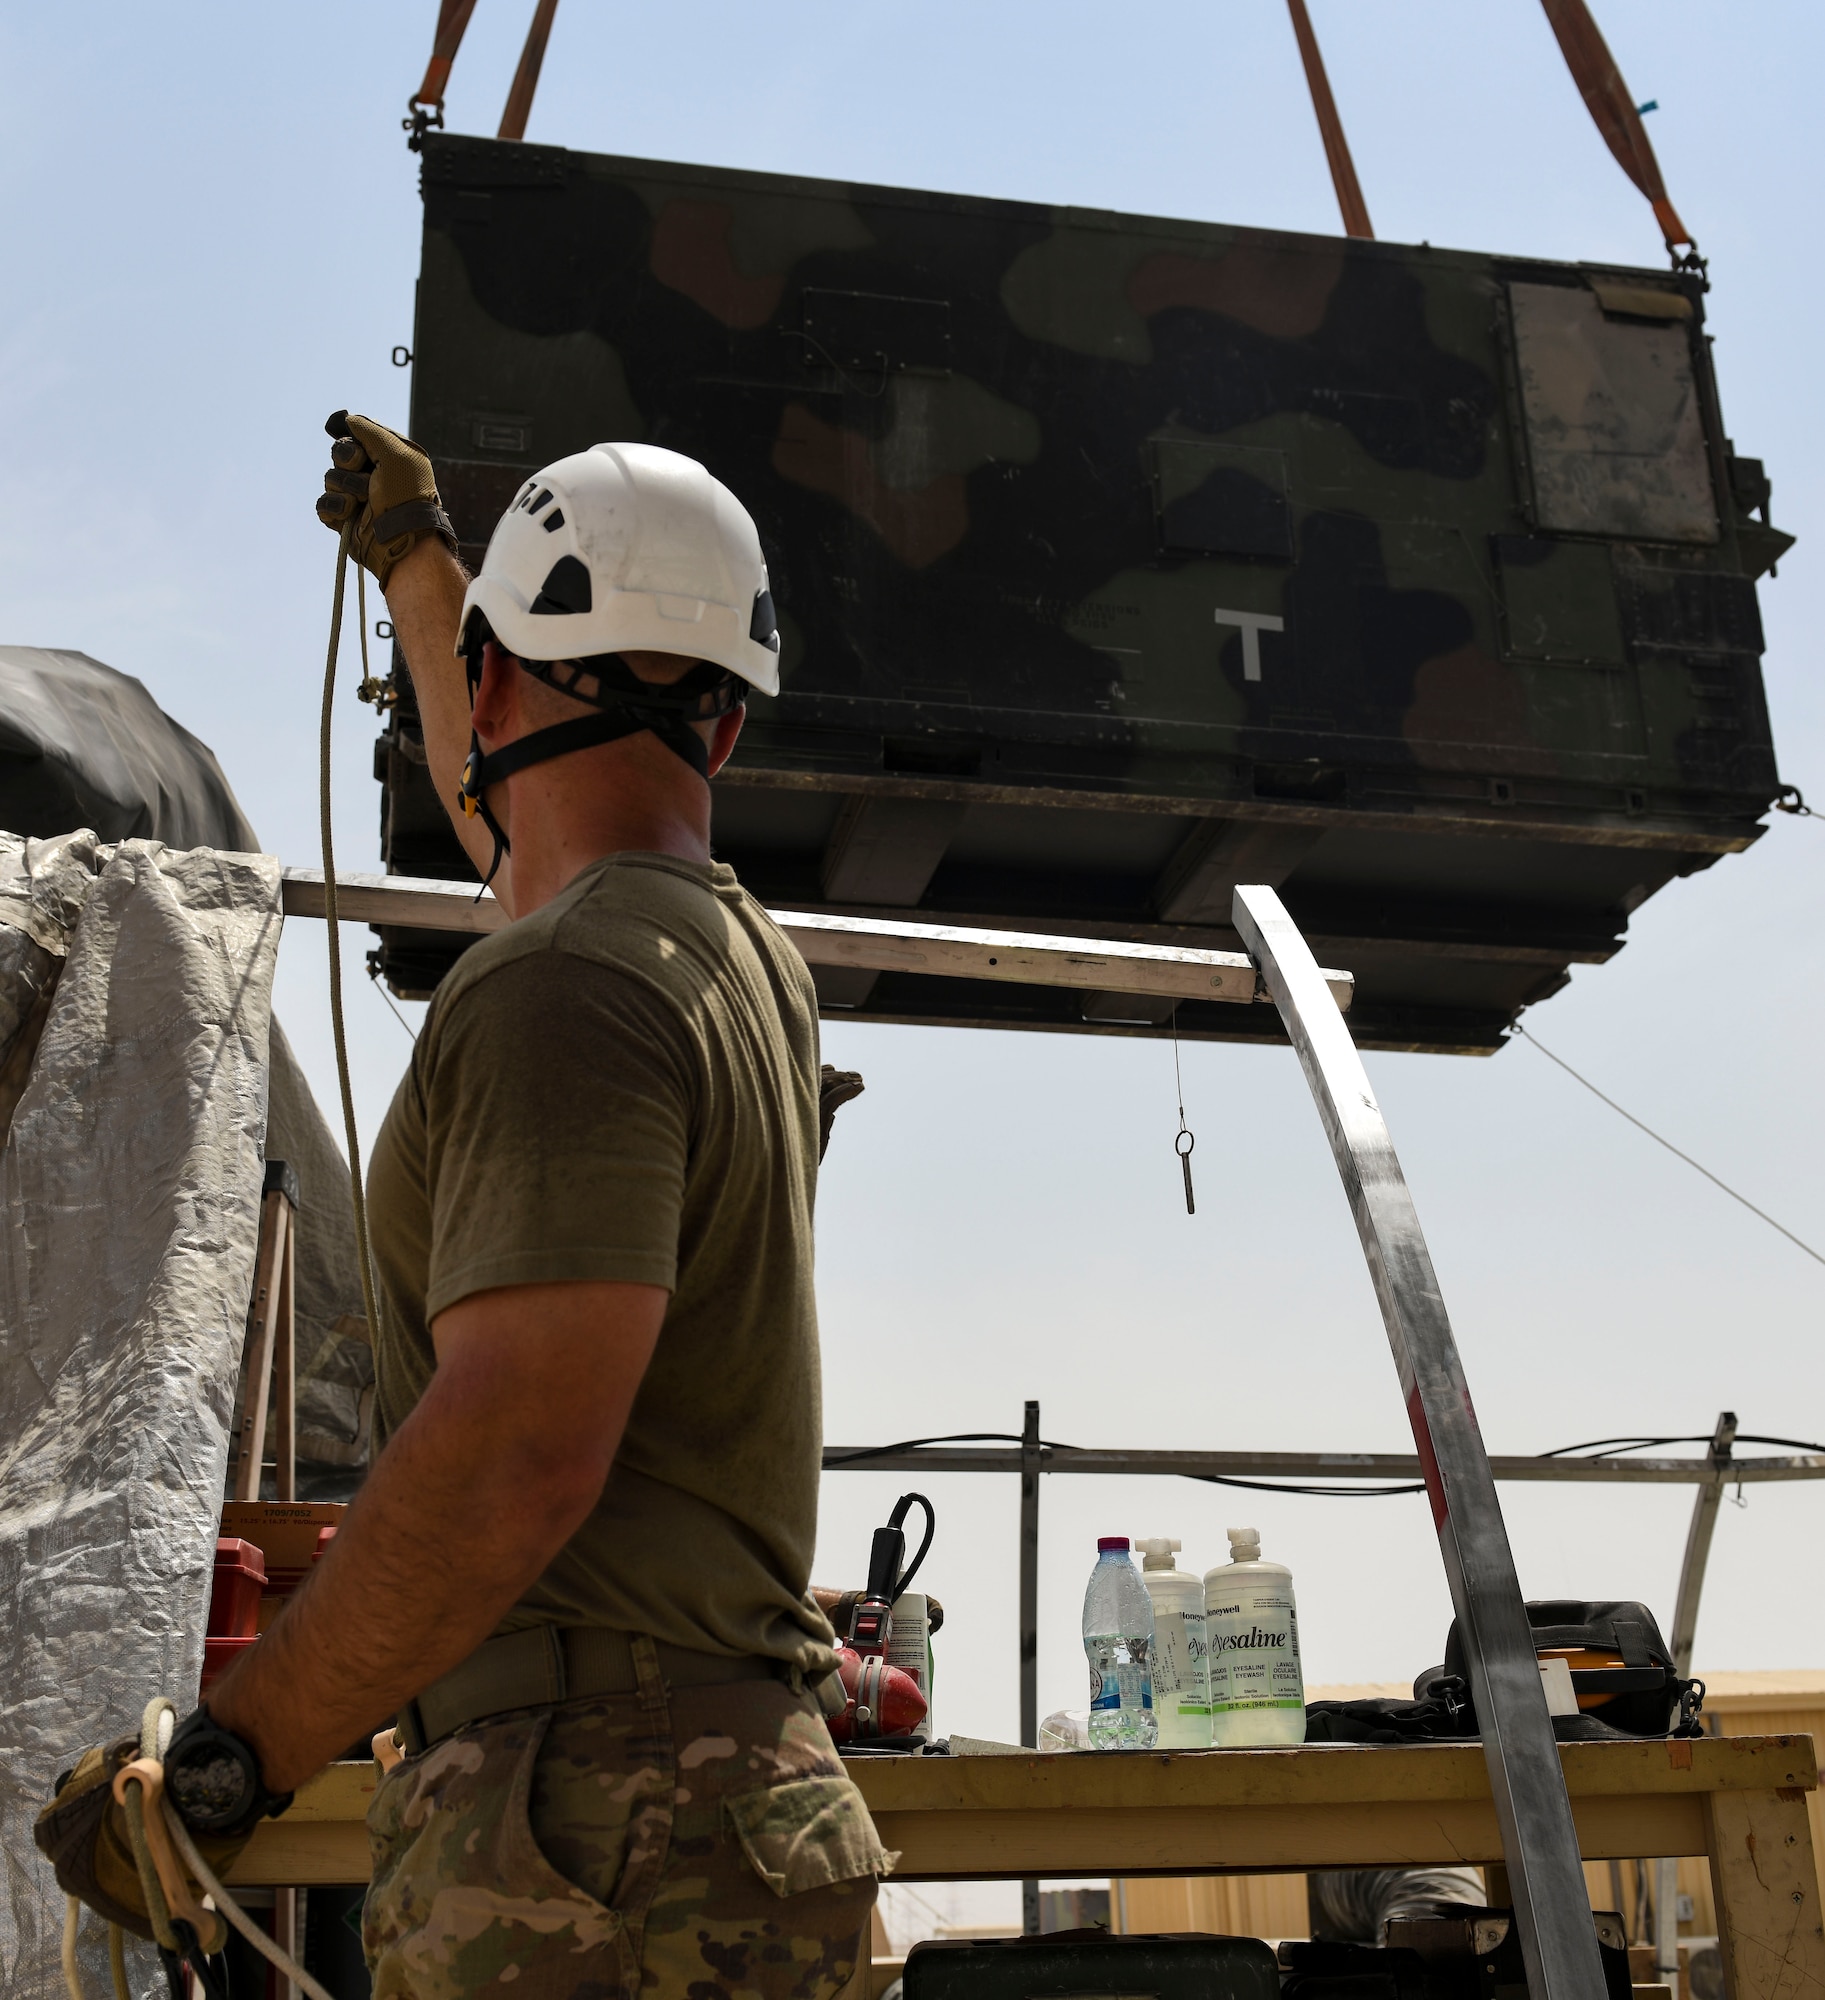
[1656,1410,1738,1979]
[1233,884,1607,2000]
[1020,1399,1042,1937]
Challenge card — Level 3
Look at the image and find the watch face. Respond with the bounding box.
[167,1736,256,1832]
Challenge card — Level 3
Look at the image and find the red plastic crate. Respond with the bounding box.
[208,1537,266,1639]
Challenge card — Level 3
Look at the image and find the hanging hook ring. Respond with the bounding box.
[1175,1128,1195,1158]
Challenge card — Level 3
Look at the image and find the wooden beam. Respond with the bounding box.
[278,869,1356,1012]
[230,1736,1819,1889]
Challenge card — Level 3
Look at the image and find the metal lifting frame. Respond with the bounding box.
[286,869,1813,2000]
[1232,884,1604,2000]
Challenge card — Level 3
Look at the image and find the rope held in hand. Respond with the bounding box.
[61,1698,333,2000]
[323,527,383,1344]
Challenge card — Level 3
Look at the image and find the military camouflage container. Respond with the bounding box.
[374,131,1793,1052]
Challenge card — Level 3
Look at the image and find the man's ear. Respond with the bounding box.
[472,640,519,742]
[704,703,745,779]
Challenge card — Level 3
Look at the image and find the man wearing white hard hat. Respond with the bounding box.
[196,416,887,1998]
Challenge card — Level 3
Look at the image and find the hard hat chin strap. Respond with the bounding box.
[455,638,745,893]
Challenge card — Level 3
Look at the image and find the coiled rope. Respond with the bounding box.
[62,1699,332,2000]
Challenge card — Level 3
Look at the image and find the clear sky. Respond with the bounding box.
[5,0,1821,1773]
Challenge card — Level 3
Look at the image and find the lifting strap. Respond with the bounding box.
[500,0,562,142]
[1538,0,1693,252]
[1285,0,1373,240]
[409,0,482,124]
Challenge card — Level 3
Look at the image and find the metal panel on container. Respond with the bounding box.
[369,134,1792,1052]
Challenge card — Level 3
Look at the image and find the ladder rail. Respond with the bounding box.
[1232,882,1607,2000]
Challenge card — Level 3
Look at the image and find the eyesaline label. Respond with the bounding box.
[1205,1589,1302,1712]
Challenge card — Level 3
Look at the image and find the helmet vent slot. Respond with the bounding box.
[541,508,566,533]
[525,488,554,515]
[529,555,594,616]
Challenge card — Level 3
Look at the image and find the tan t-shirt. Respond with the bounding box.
[365,852,835,1675]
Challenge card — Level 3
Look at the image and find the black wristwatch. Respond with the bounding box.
[164,1707,294,1838]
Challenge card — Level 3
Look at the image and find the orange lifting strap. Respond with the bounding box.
[410,0,481,121]
[1285,0,1373,240]
[1538,0,1694,252]
[408,0,564,142]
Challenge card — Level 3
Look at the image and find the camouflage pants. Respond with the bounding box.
[365,1636,890,1998]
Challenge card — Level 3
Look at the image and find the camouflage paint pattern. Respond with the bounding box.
[374,135,1794,1053]
[365,1649,888,1999]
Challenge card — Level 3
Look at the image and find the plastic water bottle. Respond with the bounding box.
[1083,1536,1157,1748]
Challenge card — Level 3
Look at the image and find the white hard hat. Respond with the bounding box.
[458,443,782,696]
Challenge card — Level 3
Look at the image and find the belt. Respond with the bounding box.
[396,1626,789,1756]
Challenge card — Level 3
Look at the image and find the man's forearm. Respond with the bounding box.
[382,540,512,904]
[207,1371,597,1790]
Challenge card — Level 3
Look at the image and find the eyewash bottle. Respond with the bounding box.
[1203,1527,1305,1746]
[1136,1538,1213,1748]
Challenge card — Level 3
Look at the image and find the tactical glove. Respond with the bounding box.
[818,1065,865,1160]
[317,409,458,590]
[33,1736,248,1946]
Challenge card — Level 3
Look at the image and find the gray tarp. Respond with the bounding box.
[0,831,280,1997]
[0,647,373,1473]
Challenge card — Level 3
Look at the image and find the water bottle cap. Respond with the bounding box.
[1096,1536,1130,1552]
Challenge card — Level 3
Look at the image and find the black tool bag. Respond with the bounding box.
[1443,1600,1703,1738]
[904,1932,1280,2000]
[1304,1601,1703,1743]
[1280,1909,1632,2000]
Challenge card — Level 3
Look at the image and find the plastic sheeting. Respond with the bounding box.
[0,646,374,1478]
[0,830,281,1998]
[268,1017,374,1483]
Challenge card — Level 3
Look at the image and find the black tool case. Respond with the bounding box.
[902,1930,1281,2000]
[1280,1908,1633,2000]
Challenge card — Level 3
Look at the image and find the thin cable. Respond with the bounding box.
[1515,1024,1825,1269]
[323,532,383,1343]
[1193,1473,1426,1497]
[826,1433,1425,1496]
[1543,1431,1825,1459]
[162,1806,336,2000]
[1171,1006,1196,1215]
[366,958,419,1040]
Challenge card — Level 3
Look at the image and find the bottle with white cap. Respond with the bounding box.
[1203,1527,1305,1747]
[1135,1538,1212,1749]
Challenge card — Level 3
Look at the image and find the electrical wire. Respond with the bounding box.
[1543,1432,1825,1460]
[366,957,420,1041]
[1514,1023,1825,1269]
[831,1423,1823,1497]
[322,532,383,1344]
